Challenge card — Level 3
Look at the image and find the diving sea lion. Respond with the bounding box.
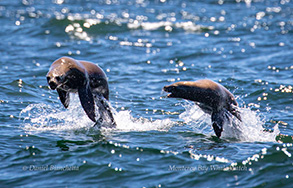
[46,56,116,127]
[163,79,241,138]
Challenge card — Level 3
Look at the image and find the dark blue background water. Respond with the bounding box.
[0,0,292,187]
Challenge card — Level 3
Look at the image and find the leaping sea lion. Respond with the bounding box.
[46,56,116,127]
[163,79,241,138]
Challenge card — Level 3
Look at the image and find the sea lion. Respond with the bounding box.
[163,79,241,138]
[46,56,116,127]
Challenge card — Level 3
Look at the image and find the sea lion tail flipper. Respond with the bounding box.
[57,89,70,108]
[94,96,116,128]
[211,110,226,138]
[78,85,96,122]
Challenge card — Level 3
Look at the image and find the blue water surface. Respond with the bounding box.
[0,0,292,187]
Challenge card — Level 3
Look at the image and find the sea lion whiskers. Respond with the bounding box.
[57,79,69,90]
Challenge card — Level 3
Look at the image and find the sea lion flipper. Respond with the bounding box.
[211,111,226,138]
[57,89,70,108]
[78,85,96,122]
[94,96,116,127]
[231,108,242,122]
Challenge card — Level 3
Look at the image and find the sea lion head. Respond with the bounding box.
[46,57,86,91]
[163,85,179,98]
[163,82,196,99]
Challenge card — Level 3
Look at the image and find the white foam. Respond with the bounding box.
[19,94,279,142]
[114,110,174,132]
[20,103,93,132]
[19,94,174,133]
[179,102,279,142]
[179,102,212,135]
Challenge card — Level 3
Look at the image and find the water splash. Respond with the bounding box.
[179,102,279,142]
[19,103,93,131]
[114,110,174,132]
[19,94,174,133]
[19,93,279,142]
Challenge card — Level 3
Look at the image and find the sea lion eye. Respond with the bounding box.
[46,76,50,82]
[55,76,61,82]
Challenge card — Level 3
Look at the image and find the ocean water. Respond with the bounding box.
[0,0,292,187]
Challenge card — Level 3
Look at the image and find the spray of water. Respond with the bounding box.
[19,94,174,133]
[179,102,279,142]
[19,94,279,142]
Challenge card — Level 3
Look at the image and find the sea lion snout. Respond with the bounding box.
[163,85,173,92]
[46,75,62,90]
[163,85,177,98]
[48,80,57,90]
[163,84,181,98]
